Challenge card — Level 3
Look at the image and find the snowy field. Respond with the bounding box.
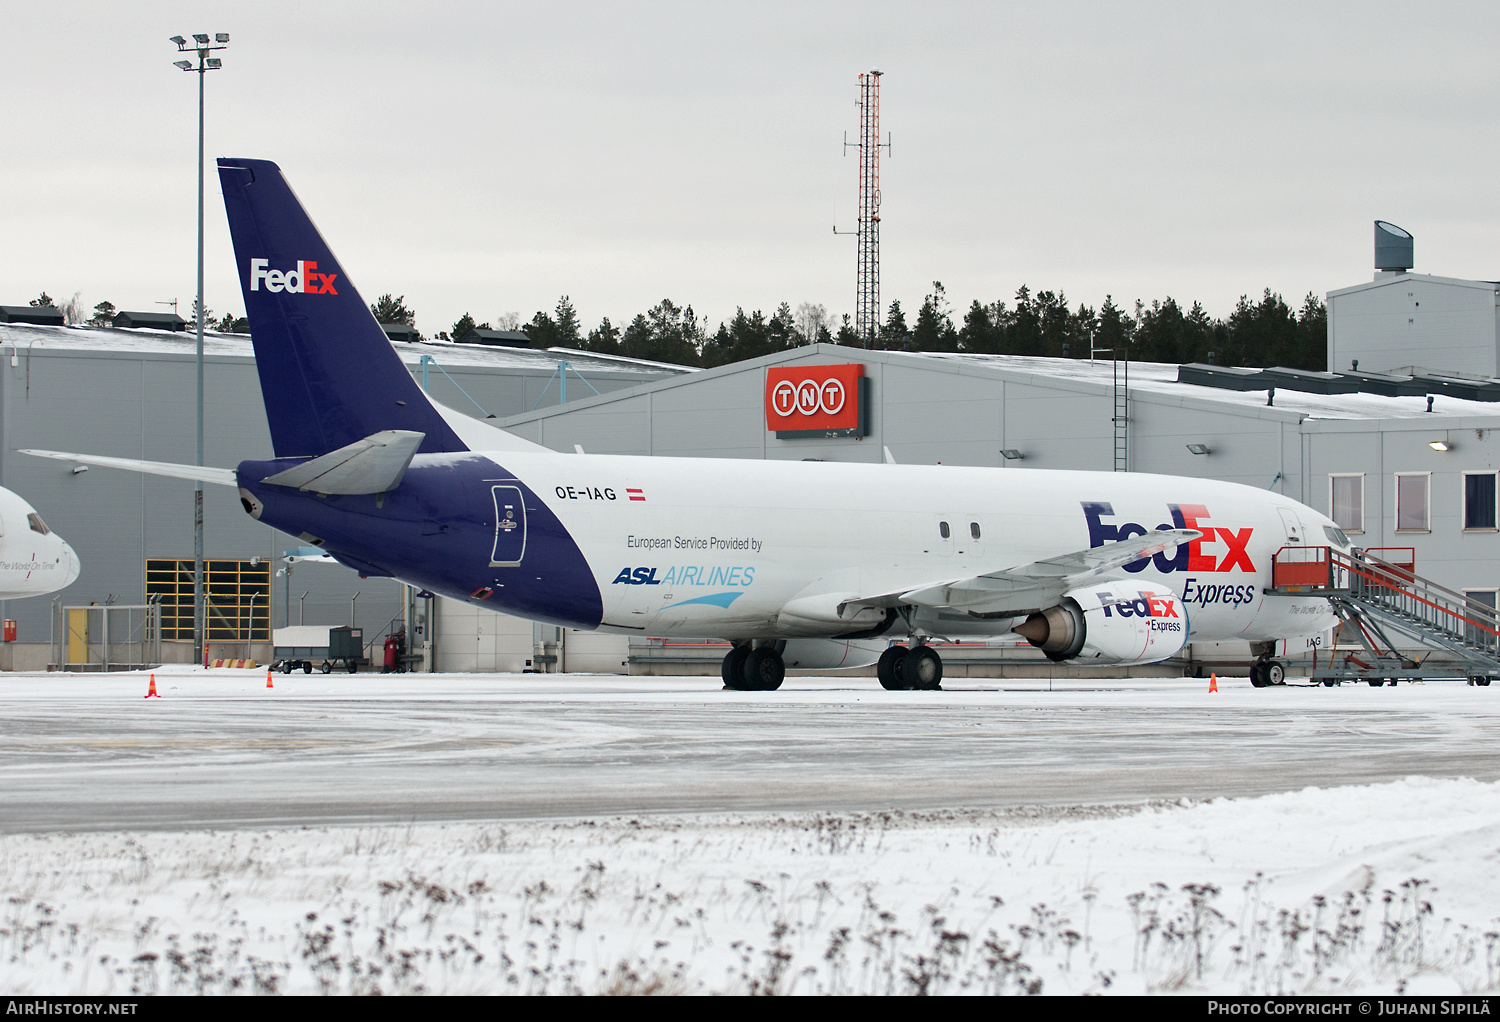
[4,668,1500,995]
[4,776,1499,995]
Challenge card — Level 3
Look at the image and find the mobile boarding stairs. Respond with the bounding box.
[1271,546,1500,686]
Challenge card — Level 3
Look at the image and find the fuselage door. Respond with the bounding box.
[1277,507,1305,546]
[491,485,527,566]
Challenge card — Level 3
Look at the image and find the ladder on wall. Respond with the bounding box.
[1271,546,1500,685]
[1112,352,1129,472]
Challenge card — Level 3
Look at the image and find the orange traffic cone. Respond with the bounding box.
[1209,673,1219,693]
[145,674,160,699]
[266,669,274,689]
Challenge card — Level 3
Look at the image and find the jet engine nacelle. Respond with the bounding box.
[1014,580,1189,666]
[780,638,888,670]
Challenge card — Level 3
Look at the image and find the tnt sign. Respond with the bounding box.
[765,364,867,437]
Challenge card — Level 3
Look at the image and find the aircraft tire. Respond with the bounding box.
[877,645,908,691]
[743,647,785,691]
[1265,661,1286,686]
[1249,663,1269,688]
[902,646,943,690]
[721,645,752,690]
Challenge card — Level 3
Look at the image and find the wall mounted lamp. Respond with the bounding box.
[1429,440,1452,452]
[1186,444,1211,455]
[1000,449,1024,461]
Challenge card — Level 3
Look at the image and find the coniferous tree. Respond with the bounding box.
[523,309,559,348]
[880,299,908,350]
[835,313,860,346]
[370,294,416,325]
[90,301,116,327]
[449,312,478,343]
[554,295,582,347]
[585,316,621,356]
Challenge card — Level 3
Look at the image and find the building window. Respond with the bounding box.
[1463,589,1498,647]
[1395,473,1430,533]
[1464,472,1498,531]
[1329,474,1364,533]
[146,558,270,641]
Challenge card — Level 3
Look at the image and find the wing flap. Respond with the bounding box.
[843,528,1201,619]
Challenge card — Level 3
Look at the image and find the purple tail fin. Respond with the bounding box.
[217,158,466,458]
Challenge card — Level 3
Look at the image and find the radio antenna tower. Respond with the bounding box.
[834,70,890,348]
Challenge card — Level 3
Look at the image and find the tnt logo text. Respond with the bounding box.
[249,259,339,295]
[1083,501,1255,574]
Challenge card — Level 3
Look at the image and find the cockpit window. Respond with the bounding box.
[27,513,50,536]
[1323,524,1349,548]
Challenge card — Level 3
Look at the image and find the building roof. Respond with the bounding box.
[114,311,187,329]
[1326,271,1500,300]
[0,305,65,325]
[458,328,532,347]
[499,343,1500,430]
[0,323,693,378]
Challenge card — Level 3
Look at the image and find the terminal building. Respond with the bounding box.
[3,221,1497,677]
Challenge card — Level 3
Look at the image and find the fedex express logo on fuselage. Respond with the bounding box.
[249,259,339,295]
[1083,501,1255,574]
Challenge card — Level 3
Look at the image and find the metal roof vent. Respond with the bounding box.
[1375,220,1413,272]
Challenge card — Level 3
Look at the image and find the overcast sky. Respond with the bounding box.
[7,1,1499,338]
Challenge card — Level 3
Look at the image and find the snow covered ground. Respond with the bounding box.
[4,776,1498,995]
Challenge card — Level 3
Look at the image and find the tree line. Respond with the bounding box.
[379,283,1330,371]
[21,282,1327,373]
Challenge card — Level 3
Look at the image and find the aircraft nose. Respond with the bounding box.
[60,541,80,588]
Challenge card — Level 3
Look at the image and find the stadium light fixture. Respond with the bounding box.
[168,29,229,668]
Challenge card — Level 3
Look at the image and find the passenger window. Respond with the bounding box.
[970,522,981,540]
[26,513,46,535]
[939,521,950,539]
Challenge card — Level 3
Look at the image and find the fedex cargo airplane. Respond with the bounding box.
[23,158,1343,689]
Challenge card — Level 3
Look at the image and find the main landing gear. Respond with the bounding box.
[722,642,786,691]
[876,643,943,691]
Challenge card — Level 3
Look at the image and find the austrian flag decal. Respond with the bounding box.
[626,488,645,502]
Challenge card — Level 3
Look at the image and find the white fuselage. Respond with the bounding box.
[487,451,1340,645]
[0,487,80,600]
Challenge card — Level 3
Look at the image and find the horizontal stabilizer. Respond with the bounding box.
[260,430,424,494]
[17,449,239,486]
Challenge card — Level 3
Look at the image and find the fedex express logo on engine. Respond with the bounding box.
[1083,502,1255,574]
[249,259,339,295]
[1096,590,1181,620]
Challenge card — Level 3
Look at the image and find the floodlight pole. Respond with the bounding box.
[171,32,227,667]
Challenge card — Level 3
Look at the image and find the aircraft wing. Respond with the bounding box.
[845,528,1201,620]
[17,449,239,487]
